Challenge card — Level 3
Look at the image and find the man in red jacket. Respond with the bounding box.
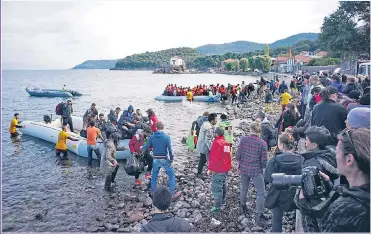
[207,127,232,214]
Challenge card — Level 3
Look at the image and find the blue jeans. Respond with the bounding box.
[87,144,101,167]
[211,173,227,209]
[151,159,175,196]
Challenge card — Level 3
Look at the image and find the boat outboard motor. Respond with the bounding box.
[44,115,52,124]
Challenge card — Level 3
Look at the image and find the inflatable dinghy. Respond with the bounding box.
[19,116,130,159]
[26,86,83,98]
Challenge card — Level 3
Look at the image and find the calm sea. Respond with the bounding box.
[1,70,257,231]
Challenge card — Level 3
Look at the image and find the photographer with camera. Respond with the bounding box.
[264,132,303,232]
[295,128,370,232]
[299,126,338,232]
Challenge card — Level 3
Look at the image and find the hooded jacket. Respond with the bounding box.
[100,138,126,174]
[261,117,276,145]
[140,212,191,232]
[129,133,145,153]
[107,110,118,125]
[330,81,343,93]
[141,131,173,161]
[265,152,304,211]
[321,183,370,232]
[195,116,208,136]
[301,147,338,182]
[119,105,135,127]
[208,136,232,173]
[62,103,73,118]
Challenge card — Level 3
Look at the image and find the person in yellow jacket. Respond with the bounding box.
[9,113,24,137]
[186,90,194,103]
[55,124,79,160]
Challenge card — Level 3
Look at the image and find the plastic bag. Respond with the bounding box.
[124,157,144,176]
[186,135,196,151]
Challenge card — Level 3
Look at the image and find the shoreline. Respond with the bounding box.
[86,76,298,233]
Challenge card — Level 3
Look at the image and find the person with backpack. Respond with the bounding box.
[60,100,74,132]
[100,132,127,191]
[140,186,191,232]
[264,132,303,232]
[207,127,232,214]
[256,111,276,151]
[296,128,370,232]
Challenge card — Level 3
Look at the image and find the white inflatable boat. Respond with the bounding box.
[19,116,131,160]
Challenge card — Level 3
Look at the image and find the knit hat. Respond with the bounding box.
[136,129,143,135]
[215,127,225,136]
[258,111,265,119]
[326,86,338,95]
[347,107,370,128]
[348,90,361,100]
[359,94,370,105]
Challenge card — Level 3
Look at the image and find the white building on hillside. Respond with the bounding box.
[170,56,184,66]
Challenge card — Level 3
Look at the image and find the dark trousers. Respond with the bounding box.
[62,117,74,132]
[232,94,237,103]
[144,150,153,172]
[197,153,207,174]
[87,144,101,167]
[105,165,119,190]
[272,207,284,232]
[10,132,19,138]
[301,103,307,118]
[56,149,68,159]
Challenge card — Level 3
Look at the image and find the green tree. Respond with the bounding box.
[264,44,270,56]
[240,58,249,71]
[225,62,234,71]
[233,60,240,71]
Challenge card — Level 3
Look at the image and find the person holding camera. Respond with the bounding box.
[236,121,267,226]
[299,126,338,232]
[264,132,303,232]
[296,128,370,232]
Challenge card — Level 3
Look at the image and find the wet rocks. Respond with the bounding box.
[143,197,152,207]
[103,223,119,231]
[125,213,145,223]
[123,193,136,201]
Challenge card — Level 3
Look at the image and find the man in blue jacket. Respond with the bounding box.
[141,121,181,200]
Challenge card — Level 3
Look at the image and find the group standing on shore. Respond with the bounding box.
[9,71,370,232]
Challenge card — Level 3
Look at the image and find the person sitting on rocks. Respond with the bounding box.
[207,127,232,214]
[236,121,267,226]
[140,186,191,232]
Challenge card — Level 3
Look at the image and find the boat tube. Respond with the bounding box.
[26,86,83,97]
[19,116,131,160]
[154,93,221,103]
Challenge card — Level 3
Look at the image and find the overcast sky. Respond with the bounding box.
[2,0,339,70]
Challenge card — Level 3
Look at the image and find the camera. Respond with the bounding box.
[271,166,327,198]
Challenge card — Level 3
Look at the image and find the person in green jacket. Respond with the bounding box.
[217,114,233,146]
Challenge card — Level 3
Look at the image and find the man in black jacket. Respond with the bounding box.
[311,86,347,144]
[62,100,74,132]
[141,186,191,232]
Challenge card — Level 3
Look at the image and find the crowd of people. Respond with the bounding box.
[9,71,370,232]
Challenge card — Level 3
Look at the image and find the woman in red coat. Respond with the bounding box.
[146,108,158,132]
[129,129,152,185]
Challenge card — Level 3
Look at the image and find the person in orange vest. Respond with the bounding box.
[231,85,238,104]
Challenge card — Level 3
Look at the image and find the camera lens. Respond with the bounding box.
[272,173,302,190]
